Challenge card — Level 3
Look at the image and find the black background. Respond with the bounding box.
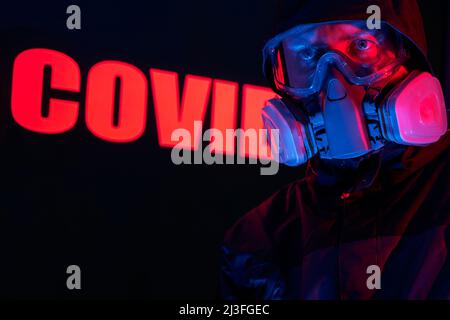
[0,0,447,299]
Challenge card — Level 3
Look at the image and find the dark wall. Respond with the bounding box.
[0,0,447,299]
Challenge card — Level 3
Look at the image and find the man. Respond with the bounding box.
[220,0,449,299]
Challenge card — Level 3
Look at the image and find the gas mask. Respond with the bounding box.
[262,22,448,166]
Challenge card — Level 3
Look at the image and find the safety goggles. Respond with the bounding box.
[263,21,409,98]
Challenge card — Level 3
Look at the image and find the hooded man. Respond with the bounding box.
[220,0,450,300]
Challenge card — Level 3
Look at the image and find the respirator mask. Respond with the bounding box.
[262,22,448,166]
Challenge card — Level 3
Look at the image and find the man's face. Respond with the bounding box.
[266,21,409,162]
[279,21,405,90]
[263,20,446,166]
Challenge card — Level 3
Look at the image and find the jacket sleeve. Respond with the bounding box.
[219,183,300,300]
[219,245,285,300]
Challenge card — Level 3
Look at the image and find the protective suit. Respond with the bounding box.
[220,0,450,299]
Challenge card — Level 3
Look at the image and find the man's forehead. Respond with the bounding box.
[284,21,375,47]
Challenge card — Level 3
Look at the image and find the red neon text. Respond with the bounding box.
[10,48,276,159]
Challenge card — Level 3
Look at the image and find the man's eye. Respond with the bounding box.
[356,39,370,50]
[348,39,378,61]
[297,47,317,61]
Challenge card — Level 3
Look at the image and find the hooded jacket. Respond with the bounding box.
[220,0,450,300]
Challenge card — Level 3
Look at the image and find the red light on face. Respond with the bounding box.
[150,69,211,150]
[11,48,80,134]
[85,61,148,143]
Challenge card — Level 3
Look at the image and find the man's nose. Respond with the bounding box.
[325,68,349,101]
[321,67,371,159]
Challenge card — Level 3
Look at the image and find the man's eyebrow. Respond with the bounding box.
[341,31,378,41]
[284,36,312,50]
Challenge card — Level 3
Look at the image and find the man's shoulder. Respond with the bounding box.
[219,178,309,299]
[223,177,308,253]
